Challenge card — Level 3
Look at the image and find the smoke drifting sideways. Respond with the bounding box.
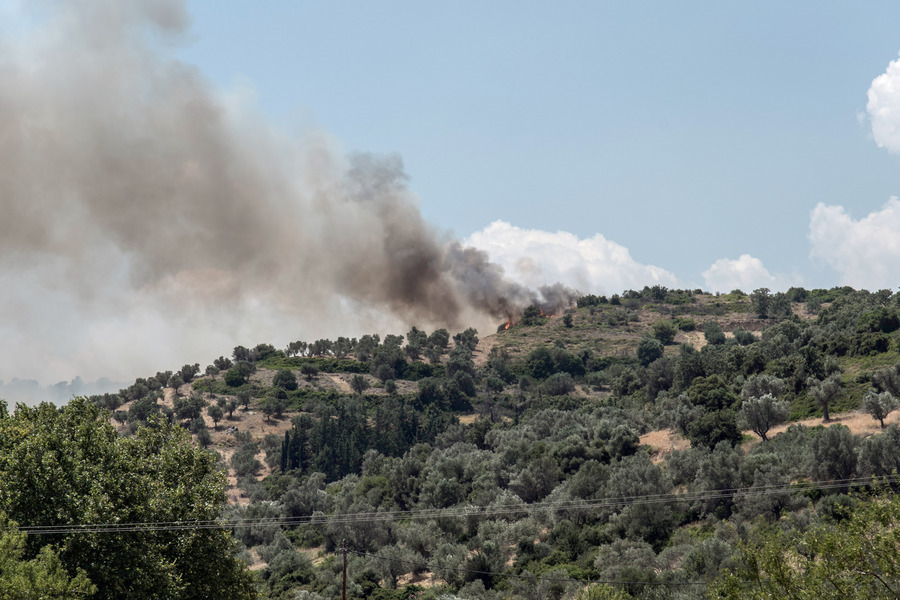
[0,0,577,400]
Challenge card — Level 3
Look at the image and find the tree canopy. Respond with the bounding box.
[0,398,256,600]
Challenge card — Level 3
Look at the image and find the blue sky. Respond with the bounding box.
[6,0,900,390]
[179,1,900,290]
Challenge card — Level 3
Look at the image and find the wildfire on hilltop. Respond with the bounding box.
[496,304,561,332]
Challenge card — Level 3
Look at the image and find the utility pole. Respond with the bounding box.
[341,538,347,600]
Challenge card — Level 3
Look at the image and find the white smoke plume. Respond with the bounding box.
[0,0,576,390]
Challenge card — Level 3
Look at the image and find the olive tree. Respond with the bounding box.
[863,390,898,429]
[807,374,842,423]
[739,393,790,442]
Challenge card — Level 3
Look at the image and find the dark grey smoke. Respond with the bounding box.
[0,0,577,387]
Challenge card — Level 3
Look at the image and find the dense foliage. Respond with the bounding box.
[0,398,255,599]
[57,285,900,598]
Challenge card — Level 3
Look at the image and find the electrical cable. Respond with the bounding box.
[10,474,898,535]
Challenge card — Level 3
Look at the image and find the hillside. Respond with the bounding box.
[77,286,900,599]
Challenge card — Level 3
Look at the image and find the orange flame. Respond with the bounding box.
[504,318,512,330]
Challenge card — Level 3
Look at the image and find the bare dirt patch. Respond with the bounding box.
[642,407,900,464]
[640,428,690,463]
[745,408,900,445]
[474,334,499,367]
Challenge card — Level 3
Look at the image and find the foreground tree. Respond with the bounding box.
[0,514,95,599]
[0,398,256,600]
[713,493,900,599]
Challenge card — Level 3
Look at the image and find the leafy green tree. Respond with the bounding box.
[704,321,726,345]
[864,390,898,428]
[231,441,262,478]
[285,341,307,357]
[261,395,287,422]
[208,404,224,429]
[237,389,251,410]
[872,361,900,397]
[349,374,370,396]
[213,356,233,370]
[687,375,737,411]
[224,367,246,387]
[127,395,161,426]
[602,453,677,546]
[0,398,256,600]
[178,363,201,383]
[425,328,450,363]
[0,514,96,599]
[807,374,842,423]
[688,410,741,450]
[636,337,664,366]
[858,424,900,478]
[654,393,704,436]
[232,345,254,362]
[733,328,757,345]
[332,336,353,358]
[196,427,212,448]
[749,287,771,318]
[355,334,380,362]
[651,319,677,345]
[371,341,407,381]
[300,362,319,381]
[273,369,298,390]
[713,494,900,599]
[173,392,207,421]
[739,394,790,442]
[740,374,784,402]
[405,326,428,360]
[527,346,556,379]
[810,424,858,482]
[253,343,281,361]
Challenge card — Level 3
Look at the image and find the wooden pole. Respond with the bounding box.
[341,538,347,600]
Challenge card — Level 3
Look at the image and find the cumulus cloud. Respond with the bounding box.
[868,53,900,152]
[464,221,679,295]
[809,198,900,289]
[701,254,781,293]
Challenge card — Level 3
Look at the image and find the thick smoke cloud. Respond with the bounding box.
[0,0,575,389]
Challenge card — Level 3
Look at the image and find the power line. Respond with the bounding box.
[10,474,899,535]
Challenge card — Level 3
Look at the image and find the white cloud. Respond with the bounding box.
[702,254,780,293]
[463,221,679,294]
[868,53,900,152]
[809,198,900,290]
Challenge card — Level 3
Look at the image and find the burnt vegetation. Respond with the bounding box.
[10,285,900,599]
